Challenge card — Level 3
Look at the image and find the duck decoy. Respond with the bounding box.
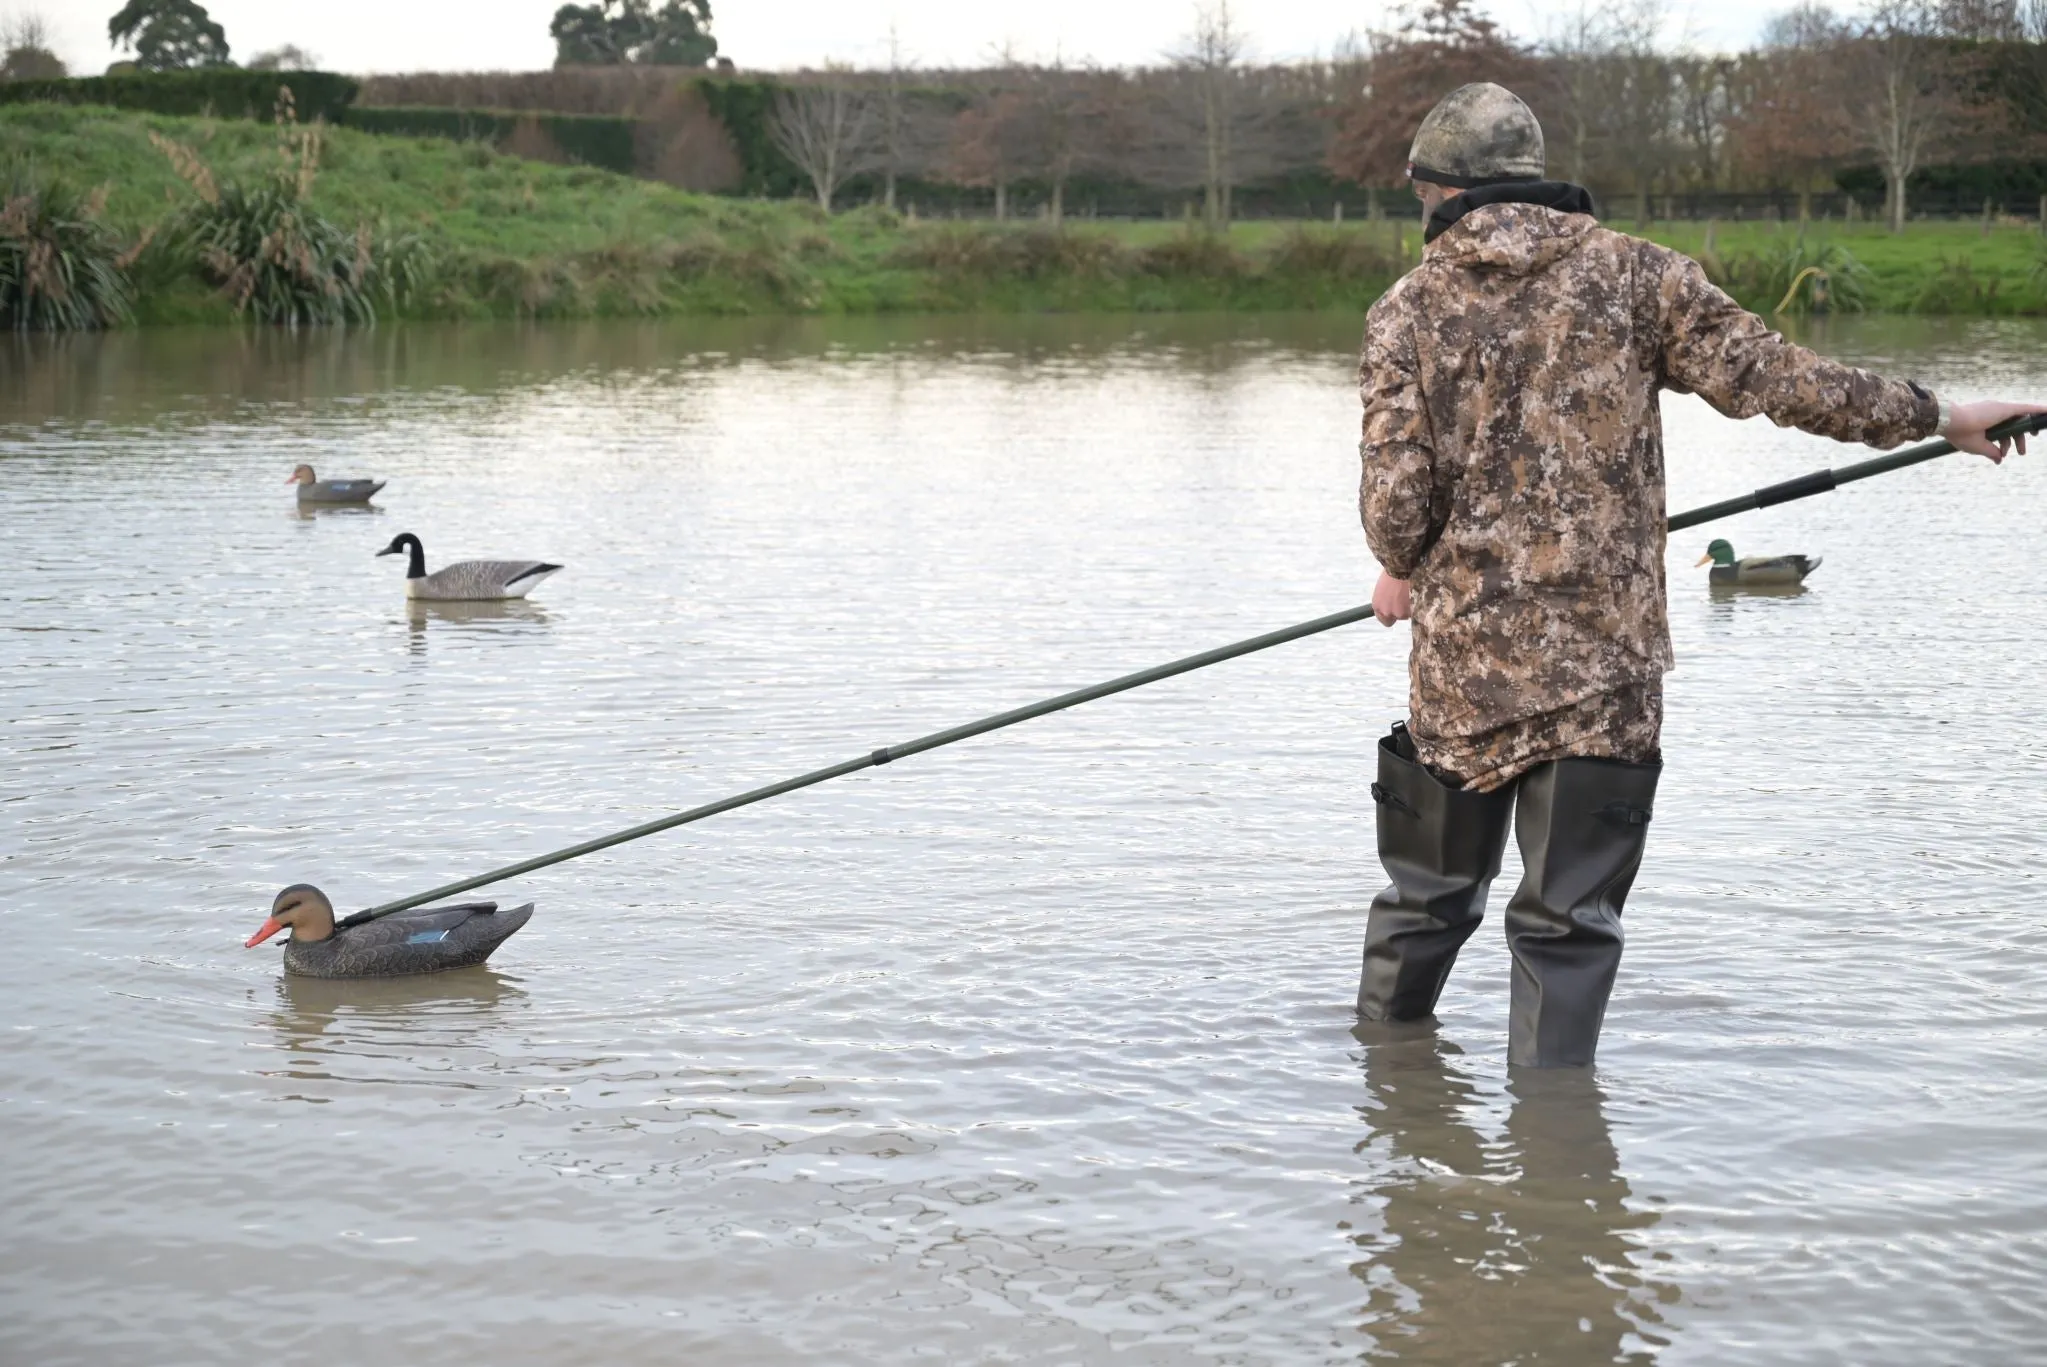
[376,532,563,601]
[288,464,386,504]
[244,884,532,978]
[1696,538,1821,587]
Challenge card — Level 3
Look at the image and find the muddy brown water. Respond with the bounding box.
[4,315,2046,1365]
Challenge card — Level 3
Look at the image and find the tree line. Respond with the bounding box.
[5,0,2044,227]
[763,0,2047,229]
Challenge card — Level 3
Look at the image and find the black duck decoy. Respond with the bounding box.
[244,884,532,978]
[288,464,386,504]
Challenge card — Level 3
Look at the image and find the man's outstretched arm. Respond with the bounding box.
[1652,245,2044,456]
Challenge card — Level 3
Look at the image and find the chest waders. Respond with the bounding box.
[1359,723,1660,1068]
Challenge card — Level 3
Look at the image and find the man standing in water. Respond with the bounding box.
[1356,83,2041,1067]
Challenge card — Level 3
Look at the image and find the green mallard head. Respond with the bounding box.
[1696,538,1736,568]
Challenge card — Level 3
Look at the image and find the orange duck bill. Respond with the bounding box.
[245,916,285,948]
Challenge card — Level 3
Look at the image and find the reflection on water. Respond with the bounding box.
[261,967,526,1050]
[1352,1034,1668,1364]
[402,599,555,659]
[5,314,2046,1365]
[0,312,1371,421]
[1706,580,1813,601]
[292,502,387,521]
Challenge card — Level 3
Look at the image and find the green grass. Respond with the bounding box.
[3,102,2044,324]
[1649,218,2047,315]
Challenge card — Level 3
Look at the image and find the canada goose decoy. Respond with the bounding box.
[377,532,563,601]
[1696,538,1821,587]
[244,884,533,978]
[288,464,386,504]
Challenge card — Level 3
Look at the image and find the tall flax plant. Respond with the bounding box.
[155,91,426,325]
[0,163,136,331]
[1706,239,1872,315]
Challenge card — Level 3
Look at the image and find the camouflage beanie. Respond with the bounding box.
[1406,83,1545,189]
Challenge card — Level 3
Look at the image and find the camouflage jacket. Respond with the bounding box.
[1358,202,1937,752]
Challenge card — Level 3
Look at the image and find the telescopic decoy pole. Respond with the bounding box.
[339,412,2047,929]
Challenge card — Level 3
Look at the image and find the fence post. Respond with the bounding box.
[1982,197,1994,238]
[2038,194,2045,235]
[1333,200,1343,225]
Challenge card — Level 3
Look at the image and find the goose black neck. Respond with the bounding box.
[395,533,425,579]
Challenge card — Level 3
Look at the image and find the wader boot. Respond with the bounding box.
[1357,723,1517,1024]
[1503,756,1661,1068]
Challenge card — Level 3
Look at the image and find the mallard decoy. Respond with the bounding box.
[288,464,386,504]
[1696,538,1821,587]
[376,532,563,601]
[244,884,532,978]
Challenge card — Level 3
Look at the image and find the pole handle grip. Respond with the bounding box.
[1751,468,1838,508]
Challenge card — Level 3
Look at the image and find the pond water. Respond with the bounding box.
[3,313,2045,1365]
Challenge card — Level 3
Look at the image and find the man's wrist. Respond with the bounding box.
[1936,396,1953,436]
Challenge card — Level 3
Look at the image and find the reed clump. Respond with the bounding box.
[1707,239,1872,315]
[889,224,1128,282]
[457,233,815,317]
[151,93,434,326]
[1261,225,1395,283]
[1911,258,2003,314]
[1135,231,1251,279]
[0,161,136,330]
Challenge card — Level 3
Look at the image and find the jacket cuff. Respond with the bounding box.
[1907,381,1944,439]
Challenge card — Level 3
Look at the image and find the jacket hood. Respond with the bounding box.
[1424,187,1598,275]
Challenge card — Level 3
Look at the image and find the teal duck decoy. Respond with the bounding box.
[244,884,532,978]
[1696,538,1821,587]
[377,532,563,601]
[289,464,386,504]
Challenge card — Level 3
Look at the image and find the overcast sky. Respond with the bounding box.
[28,0,1797,76]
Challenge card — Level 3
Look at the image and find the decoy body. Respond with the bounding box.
[245,884,532,978]
[288,464,386,504]
[1697,538,1821,587]
[377,532,563,601]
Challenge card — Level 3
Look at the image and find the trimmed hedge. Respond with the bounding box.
[690,77,805,197]
[0,70,359,123]
[1837,160,2047,213]
[338,106,637,175]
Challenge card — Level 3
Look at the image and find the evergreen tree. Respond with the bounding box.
[550,0,716,67]
[107,0,231,70]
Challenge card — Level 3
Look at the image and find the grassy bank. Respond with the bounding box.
[5,103,2046,325]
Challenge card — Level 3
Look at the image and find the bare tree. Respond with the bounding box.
[1168,1,1249,230]
[1761,1,1848,47]
[1936,0,2024,36]
[947,83,1031,220]
[1670,55,1732,192]
[1537,3,1615,186]
[1125,4,1322,228]
[879,26,907,211]
[769,72,880,213]
[1722,25,1854,200]
[1,9,66,80]
[1602,0,1678,224]
[1019,64,1134,225]
[1831,0,1970,230]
